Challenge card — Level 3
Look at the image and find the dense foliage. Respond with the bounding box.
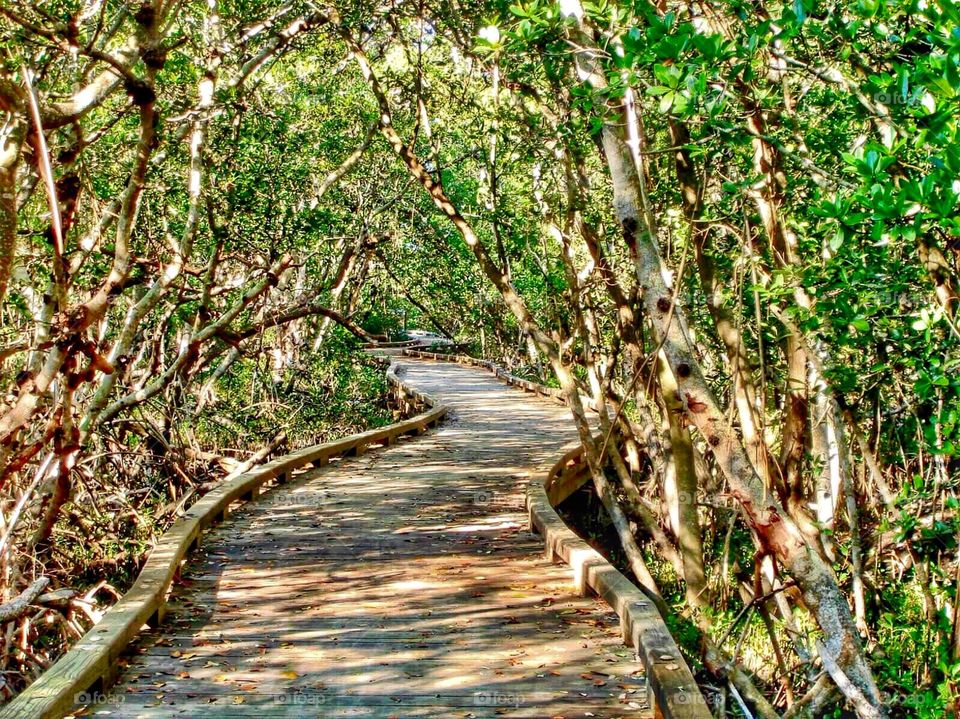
[0,0,958,716]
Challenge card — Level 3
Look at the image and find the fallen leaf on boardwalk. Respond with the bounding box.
[233,695,246,704]
[281,670,299,679]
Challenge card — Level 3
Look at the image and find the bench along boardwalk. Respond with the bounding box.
[69,358,652,718]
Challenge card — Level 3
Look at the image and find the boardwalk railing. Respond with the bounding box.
[362,339,421,349]
[402,348,711,719]
[0,362,446,719]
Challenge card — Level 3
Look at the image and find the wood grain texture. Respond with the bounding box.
[54,358,651,719]
[403,351,710,719]
[0,364,443,719]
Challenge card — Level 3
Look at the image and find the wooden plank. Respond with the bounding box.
[0,362,448,719]
[403,349,709,719]
[50,358,654,719]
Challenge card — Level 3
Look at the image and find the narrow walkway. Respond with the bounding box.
[82,359,650,718]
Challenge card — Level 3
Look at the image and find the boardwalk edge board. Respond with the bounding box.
[402,348,711,719]
[0,362,446,719]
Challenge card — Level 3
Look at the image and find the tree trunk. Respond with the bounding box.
[0,108,24,308]
[561,13,885,713]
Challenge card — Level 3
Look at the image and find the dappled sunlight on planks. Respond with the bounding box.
[70,359,650,719]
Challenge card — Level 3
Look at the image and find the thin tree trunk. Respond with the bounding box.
[0,105,24,307]
[667,119,771,483]
[657,352,707,602]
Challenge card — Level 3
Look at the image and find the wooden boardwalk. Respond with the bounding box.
[75,359,650,718]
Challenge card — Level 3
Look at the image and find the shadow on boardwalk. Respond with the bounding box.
[75,360,650,718]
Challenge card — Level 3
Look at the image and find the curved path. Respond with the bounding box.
[77,358,650,718]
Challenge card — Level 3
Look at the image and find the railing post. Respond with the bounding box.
[147,602,166,628]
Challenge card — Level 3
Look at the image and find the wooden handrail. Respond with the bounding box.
[401,348,711,719]
[363,339,421,348]
[0,362,446,719]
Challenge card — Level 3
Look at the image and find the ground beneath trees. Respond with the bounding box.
[73,358,650,718]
